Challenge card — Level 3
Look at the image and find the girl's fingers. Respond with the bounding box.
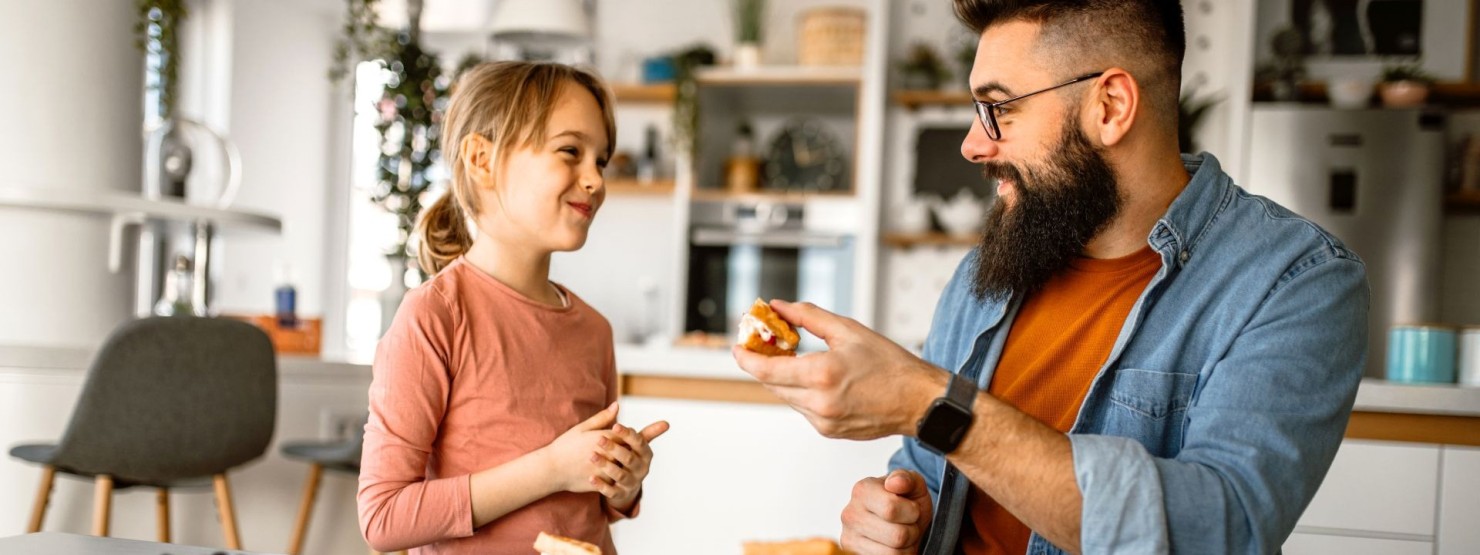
[598,441,638,468]
[597,458,631,485]
[588,475,619,498]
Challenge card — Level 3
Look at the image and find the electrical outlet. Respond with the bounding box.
[319,408,364,441]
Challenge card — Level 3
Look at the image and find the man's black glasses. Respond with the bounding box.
[973,72,1105,141]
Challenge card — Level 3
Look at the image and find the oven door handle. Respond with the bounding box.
[691,228,848,248]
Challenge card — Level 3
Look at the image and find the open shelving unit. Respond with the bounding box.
[606,179,676,196]
[880,232,977,249]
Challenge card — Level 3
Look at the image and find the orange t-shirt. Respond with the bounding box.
[959,247,1161,555]
[358,257,623,554]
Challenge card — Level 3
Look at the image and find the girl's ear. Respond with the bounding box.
[460,133,496,190]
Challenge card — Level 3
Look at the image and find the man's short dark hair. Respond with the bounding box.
[954,0,1186,130]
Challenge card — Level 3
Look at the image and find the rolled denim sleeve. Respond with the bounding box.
[1071,253,1367,554]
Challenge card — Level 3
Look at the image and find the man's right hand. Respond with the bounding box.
[841,469,933,554]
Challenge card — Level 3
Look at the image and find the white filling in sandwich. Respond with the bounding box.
[738,313,794,351]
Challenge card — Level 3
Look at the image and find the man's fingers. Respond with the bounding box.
[770,299,849,343]
[884,470,931,502]
[733,345,812,387]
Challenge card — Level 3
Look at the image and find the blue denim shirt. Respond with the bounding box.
[889,153,1369,554]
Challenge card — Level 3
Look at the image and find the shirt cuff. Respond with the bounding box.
[1070,434,1169,555]
[605,489,642,521]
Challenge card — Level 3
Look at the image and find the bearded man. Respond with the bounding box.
[732,1,1369,553]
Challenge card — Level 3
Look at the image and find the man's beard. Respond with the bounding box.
[970,118,1123,301]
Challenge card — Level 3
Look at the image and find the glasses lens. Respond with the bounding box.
[979,103,1000,140]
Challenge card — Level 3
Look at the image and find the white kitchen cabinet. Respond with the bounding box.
[1297,440,1440,536]
[609,397,900,555]
[1439,446,1480,555]
[1283,532,1432,555]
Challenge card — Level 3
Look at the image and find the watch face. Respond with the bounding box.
[917,398,973,455]
[764,118,847,192]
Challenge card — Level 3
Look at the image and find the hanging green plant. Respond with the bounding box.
[370,32,449,264]
[134,0,189,120]
[671,44,717,158]
[330,0,387,82]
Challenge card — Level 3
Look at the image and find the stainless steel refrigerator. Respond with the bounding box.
[1243,106,1446,378]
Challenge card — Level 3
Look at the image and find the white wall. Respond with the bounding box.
[0,0,142,349]
[208,0,342,322]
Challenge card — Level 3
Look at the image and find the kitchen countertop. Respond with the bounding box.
[6,342,1480,418]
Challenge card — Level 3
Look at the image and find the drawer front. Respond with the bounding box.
[1297,440,1440,536]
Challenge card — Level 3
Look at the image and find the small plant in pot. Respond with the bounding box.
[899,42,950,91]
[1378,62,1436,107]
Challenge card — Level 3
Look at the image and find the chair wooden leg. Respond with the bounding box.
[27,465,55,533]
[286,463,324,555]
[92,475,113,537]
[213,473,241,550]
[156,488,171,543]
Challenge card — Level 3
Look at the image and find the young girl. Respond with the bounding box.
[358,61,669,554]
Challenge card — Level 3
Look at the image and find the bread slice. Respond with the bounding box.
[742,537,852,555]
[737,298,800,357]
[533,531,601,555]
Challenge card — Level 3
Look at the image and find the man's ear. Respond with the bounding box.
[1089,68,1139,147]
[459,133,496,189]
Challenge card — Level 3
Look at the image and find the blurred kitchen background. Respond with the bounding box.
[2,0,1480,553]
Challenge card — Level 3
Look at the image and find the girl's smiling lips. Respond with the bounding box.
[567,201,594,219]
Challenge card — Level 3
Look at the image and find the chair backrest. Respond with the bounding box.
[51,316,277,484]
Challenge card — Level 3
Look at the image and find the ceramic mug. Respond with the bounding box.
[1386,325,1457,384]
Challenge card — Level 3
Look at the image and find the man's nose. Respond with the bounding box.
[961,120,1000,163]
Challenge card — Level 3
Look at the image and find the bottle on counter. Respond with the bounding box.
[637,124,660,183]
[154,255,198,317]
[274,260,298,328]
[725,120,761,193]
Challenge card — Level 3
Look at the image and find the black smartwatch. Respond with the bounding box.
[915,372,977,455]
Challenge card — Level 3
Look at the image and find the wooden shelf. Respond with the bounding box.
[690,189,855,203]
[610,83,675,104]
[893,89,972,110]
[881,232,977,248]
[1446,190,1480,213]
[697,65,863,87]
[1252,80,1480,107]
[607,179,675,196]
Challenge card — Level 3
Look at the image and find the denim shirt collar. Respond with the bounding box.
[1148,153,1234,260]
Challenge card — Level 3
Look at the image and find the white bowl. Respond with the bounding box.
[1328,77,1375,109]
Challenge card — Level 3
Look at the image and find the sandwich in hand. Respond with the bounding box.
[534,531,601,555]
[737,298,800,357]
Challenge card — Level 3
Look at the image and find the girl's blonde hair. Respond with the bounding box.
[417,61,616,274]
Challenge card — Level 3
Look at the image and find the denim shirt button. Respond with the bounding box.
[1179,250,1191,265]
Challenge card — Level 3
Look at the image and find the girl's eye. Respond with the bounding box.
[559,146,580,157]
[597,158,609,169]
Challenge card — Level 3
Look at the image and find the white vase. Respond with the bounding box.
[735,43,762,70]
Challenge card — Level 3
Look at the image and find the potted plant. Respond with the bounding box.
[1378,62,1435,107]
[899,42,950,91]
[733,0,765,69]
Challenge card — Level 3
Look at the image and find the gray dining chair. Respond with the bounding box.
[8,316,277,549]
[279,416,364,555]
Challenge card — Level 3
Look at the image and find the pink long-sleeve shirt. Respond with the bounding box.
[358,257,624,554]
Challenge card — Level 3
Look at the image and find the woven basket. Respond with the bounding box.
[797,7,866,66]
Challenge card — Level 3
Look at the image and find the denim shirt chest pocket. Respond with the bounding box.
[1102,367,1199,457]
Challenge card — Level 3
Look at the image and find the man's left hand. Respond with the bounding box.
[732,300,945,440]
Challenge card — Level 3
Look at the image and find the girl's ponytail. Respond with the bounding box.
[416,192,472,275]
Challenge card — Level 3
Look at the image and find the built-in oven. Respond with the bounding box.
[685,200,853,351]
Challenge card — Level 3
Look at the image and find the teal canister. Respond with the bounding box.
[1386,325,1457,384]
